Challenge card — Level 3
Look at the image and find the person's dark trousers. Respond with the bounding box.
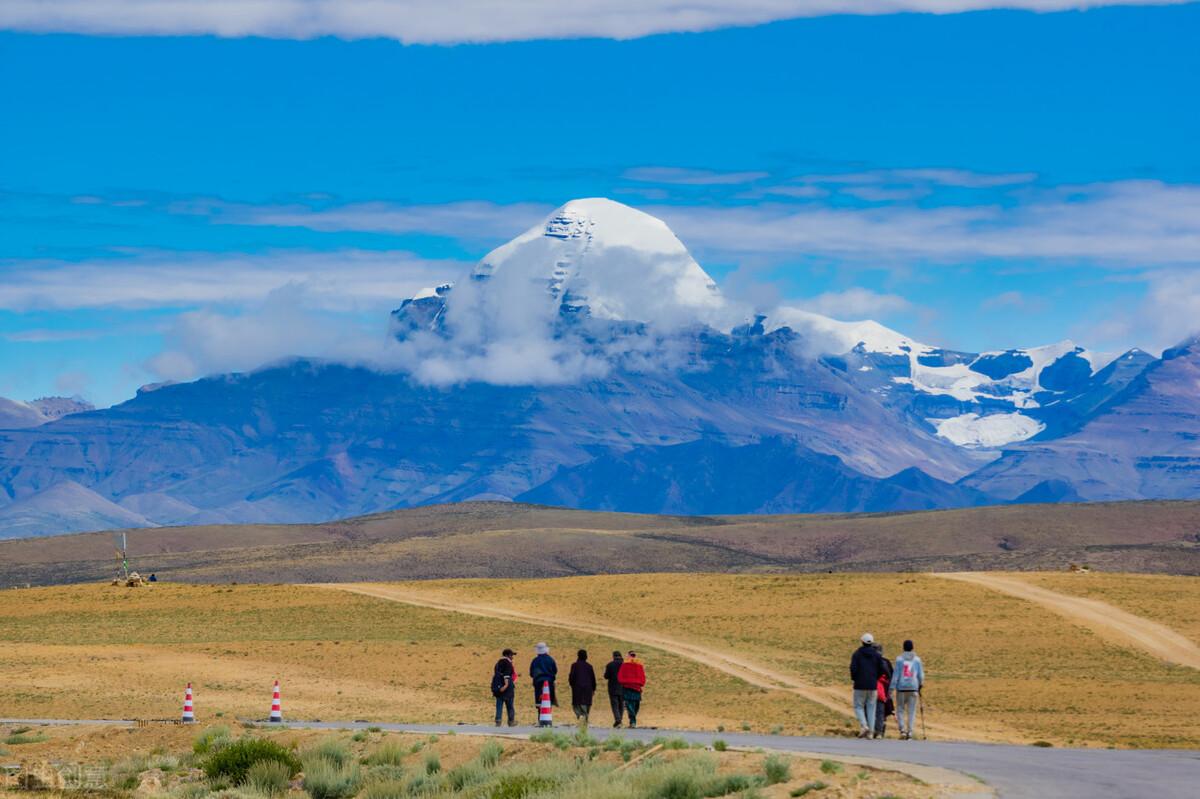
[609,693,625,726]
[622,688,642,727]
[495,692,515,726]
[874,699,887,737]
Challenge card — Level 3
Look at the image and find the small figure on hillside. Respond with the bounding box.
[850,632,885,738]
[617,650,647,729]
[891,639,925,740]
[604,650,625,727]
[568,649,597,728]
[148,573,157,582]
[873,642,894,739]
[530,642,559,712]
[491,648,518,727]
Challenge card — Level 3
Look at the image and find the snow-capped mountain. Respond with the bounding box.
[0,198,1195,537]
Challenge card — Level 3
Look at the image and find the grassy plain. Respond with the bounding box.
[1,573,1197,750]
[1021,572,1200,645]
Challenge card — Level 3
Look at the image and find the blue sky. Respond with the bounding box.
[2,2,1199,406]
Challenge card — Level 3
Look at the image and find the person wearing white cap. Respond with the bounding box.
[850,632,885,738]
[529,642,558,713]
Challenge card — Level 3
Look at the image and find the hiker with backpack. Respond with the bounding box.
[891,639,925,740]
[603,650,625,727]
[873,642,894,739]
[850,632,885,738]
[617,650,647,729]
[530,642,559,713]
[568,649,597,727]
[491,648,517,726]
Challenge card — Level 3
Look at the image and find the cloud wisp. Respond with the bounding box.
[0,249,462,312]
[1,1,1190,44]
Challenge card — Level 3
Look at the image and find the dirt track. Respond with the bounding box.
[935,572,1200,670]
[323,582,987,740]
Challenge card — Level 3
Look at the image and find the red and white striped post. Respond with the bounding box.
[181,682,195,723]
[268,680,282,723]
[538,681,553,727]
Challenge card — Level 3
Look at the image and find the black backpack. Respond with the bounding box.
[490,669,507,697]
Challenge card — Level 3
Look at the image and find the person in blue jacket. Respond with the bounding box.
[530,642,558,711]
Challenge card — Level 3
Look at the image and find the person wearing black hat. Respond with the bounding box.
[603,650,625,727]
[492,648,518,726]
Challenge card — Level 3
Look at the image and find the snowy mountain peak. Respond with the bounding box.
[465,198,726,326]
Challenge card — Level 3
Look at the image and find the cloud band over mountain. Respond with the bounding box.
[1,1,1192,43]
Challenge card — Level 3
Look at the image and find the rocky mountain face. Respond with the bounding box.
[1,199,1196,537]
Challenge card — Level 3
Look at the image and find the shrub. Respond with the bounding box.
[1031,741,1054,748]
[529,730,572,750]
[488,772,559,799]
[368,726,383,733]
[478,741,504,768]
[404,772,443,796]
[423,752,440,775]
[790,782,827,797]
[365,741,408,767]
[352,730,369,742]
[4,732,47,745]
[364,764,406,785]
[302,757,361,799]
[302,737,353,769]
[357,778,407,799]
[194,725,233,755]
[703,773,758,796]
[652,736,690,751]
[763,754,791,785]
[712,740,728,752]
[243,760,291,796]
[203,739,301,785]
[818,760,841,775]
[447,762,488,790]
[770,726,783,736]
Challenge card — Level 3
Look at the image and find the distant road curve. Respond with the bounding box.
[325,582,992,741]
[935,572,1200,670]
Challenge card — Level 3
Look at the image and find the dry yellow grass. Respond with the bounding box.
[379,572,1200,749]
[1020,572,1200,645]
[0,583,842,734]
[1,573,1197,750]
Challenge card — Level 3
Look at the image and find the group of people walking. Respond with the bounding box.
[492,643,648,728]
[850,633,926,740]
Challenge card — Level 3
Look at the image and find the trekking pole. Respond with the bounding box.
[919,690,928,740]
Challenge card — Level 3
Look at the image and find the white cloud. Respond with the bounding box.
[0,1,1189,43]
[624,167,770,185]
[1083,268,1200,353]
[147,283,391,381]
[796,288,913,318]
[0,249,462,311]
[649,180,1200,265]
[207,200,550,243]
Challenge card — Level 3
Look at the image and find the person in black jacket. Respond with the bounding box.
[530,642,558,712]
[492,648,517,726]
[849,633,884,738]
[602,651,625,727]
[568,649,597,727]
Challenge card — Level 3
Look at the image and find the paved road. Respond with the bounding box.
[5,718,1197,798]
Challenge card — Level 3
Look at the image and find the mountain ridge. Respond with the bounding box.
[1,197,1196,537]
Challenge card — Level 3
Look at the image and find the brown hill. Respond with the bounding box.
[2,500,1199,587]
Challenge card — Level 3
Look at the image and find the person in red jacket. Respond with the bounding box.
[616,650,647,728]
